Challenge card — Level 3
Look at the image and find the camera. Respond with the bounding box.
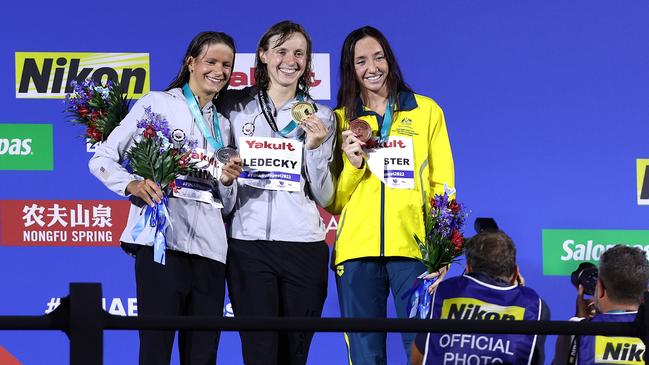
[570,262,599,296]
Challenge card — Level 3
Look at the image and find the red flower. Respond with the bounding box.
[86,126,102,142]
[430,198,437,208]
[168,179,178,193]
[143,126,156,139]
[77,105,89,118]
[90,110,101,122]
[448,200,460,214]
[451,229,464,252]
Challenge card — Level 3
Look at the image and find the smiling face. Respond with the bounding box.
[259,32,308,91]
[353,36,389,96]
[187,42,234,103]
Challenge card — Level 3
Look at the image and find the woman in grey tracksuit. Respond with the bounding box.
[217,21,335,365]
[89,31,242,365]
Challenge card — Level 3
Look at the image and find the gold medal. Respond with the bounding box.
[291,102,316,123]
[349,119,372,142]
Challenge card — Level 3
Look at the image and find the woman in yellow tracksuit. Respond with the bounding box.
[327,26,455,365]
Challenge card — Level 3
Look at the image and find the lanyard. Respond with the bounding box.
[182,83,224,150]
[378,95,395,142]
[258,88,304,138]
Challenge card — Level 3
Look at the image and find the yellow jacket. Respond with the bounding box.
[328,91,455,266]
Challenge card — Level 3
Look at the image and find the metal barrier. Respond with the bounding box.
[1,283,648,364]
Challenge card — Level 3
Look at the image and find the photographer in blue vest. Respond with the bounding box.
[411,230,550,365]
[553,245,649,365]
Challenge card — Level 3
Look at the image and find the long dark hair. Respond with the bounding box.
[336,26,412,122]
[167,31,236,92]
[254,20,313,96]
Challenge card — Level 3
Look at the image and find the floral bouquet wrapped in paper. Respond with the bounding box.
[126,106,196,264]
[408,185,469,318]
[64,79,130,144]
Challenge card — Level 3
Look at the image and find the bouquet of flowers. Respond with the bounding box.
[64,79,130,144]
[125,106,196,192]
[126,106,196,265]
[408,185,469,318]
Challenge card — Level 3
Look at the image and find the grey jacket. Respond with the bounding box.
[218,87,335,242]
[89,88,234,263]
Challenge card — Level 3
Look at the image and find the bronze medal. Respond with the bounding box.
[291,102,316,123]
[349,119,372,142]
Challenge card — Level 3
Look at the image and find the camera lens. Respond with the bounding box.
[570,262,598,296]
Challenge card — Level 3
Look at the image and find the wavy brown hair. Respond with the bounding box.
[254,20,313,96]
[336,26,412,122]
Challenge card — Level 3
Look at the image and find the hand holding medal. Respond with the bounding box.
[349,119,372,143]
[218,147,242,186]
[341,129,367,169]
[292,102,328,150]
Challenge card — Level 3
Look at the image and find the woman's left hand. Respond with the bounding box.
[302,115,328,150]
[424,266,449,294]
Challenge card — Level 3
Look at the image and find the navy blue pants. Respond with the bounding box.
[335,257,426,365]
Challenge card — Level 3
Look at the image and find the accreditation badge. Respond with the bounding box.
[366,136,415,189]
[238,136,303,192]
[189,147,221,181]
[171,174,223,208]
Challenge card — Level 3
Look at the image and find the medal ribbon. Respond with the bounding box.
[404,275,436,319]
[258,88,305,138]
[182,83,224,150]
[378,95,396,143]
[130,194,172,265]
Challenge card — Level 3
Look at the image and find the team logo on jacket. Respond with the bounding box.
[242,122,255,136]
[395,118,417,136]
[336,264,344,277]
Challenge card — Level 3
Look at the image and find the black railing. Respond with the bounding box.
[0,283,648,364]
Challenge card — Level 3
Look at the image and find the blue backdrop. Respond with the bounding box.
[1,1,649,364]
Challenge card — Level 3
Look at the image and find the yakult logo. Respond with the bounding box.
[245,139,296,151]
[230,53,330,100]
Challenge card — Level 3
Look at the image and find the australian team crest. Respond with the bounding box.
[242,122,255,136]
[395,117,417,136]
[400,117,413,126]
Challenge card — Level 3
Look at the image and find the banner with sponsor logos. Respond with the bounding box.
[2,1,649,364]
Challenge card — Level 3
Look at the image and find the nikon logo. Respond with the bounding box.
[0,138,31,155]
[15,52,150,99]
[0,124,52,170]
[441,298,525,321]
[596,336,644,364]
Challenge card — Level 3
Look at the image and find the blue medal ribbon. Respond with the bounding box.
[258,88,306,138]
[378,96,395,143]
[404,275,437,319]
[130,195,172,265]
[182,83,224,150]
